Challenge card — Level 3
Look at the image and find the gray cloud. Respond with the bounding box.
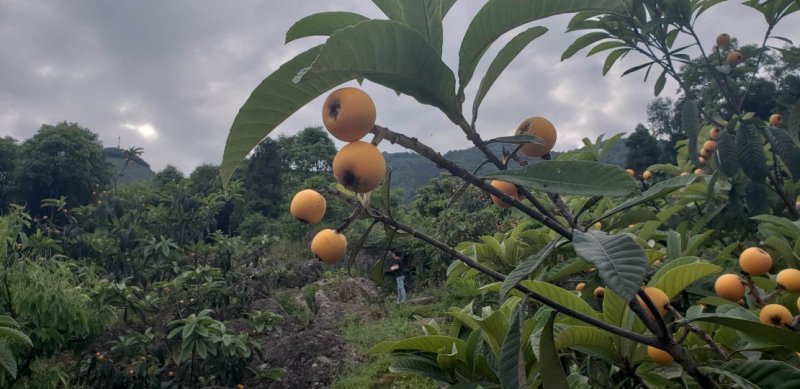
[1,1,798,173]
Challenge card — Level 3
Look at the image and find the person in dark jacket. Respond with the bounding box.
[385,250,406,302]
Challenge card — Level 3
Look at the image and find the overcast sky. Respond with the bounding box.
[2,1,798,174]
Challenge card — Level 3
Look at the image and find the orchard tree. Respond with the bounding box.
[220,1,800,387]
[0,136,17,208]
[625,124,662,173]
[243,137,283,217]
[15,122,111,211]
[153,165,184,187]
[189,163,223,196]
[277,126,336,191]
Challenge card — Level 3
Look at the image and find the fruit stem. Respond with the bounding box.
[667,305,729,360]
[742,273,766,308]
[335,204,363,233]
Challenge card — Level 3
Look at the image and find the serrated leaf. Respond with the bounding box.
[499,303,525,389]
[765,125,800,179]
[299,20,460,122]
[648,263,721,299]
[284,12,370,43]
[716,132,739,177]
[540,312,569,389]
[483,160,637,197]
[221,46,354,185]
[737,124,768,182]
[595,174,697,222]
[681,99,700,166]
[473,26,549,124]
[500,240,558,299]
[572,230,648,302]
[458,0,626,100]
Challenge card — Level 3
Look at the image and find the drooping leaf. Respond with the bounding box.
[594,174,697,222]
[499,239,558,299]
[572,230,648,302]
[221,46,354,185]
[372,0,455,56]
[375,335,467,359]
[498,302,525,389]
[483,160,637,197]
[719,359,800,389]
[473,26,549,124]
[539,312,569,389]
[298,20,461,122]
[285,12,370,43]
[653,70,667,96]
[765,125,800,179]
[716,132,739,178]
[554,326,616,357]
[677,312,800,351]
[681,99,700,166]
[604,208,658,231]
[666,230,682,260]
[602,48,628,75]
[561,32,611,61]
[737,123,768,182]
[745,179,769,215]
[458,0,626,101]
[0,347,17,378]
[648,263,721,299]
[485,134,544,145]
[390,355,452,383]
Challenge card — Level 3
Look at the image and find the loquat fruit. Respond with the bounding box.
[769,113,783,126]
[322,87,376,142]
[625,168,635,177]
[739,247,772,276]
[311,229,347,264]
[332,141,386,193]
[777,269,800,292]
[593,287,605,298]
[703,140,717,154]
[637,287,670,317]
[489,180,519,208]
[726,51,743,65]
[643,170,653,180]
[290,189,326,224]
[694,168,703,174]
[515,117,557,157]
[576,282,586,292]
[759,304,793,326]
[714,274,745,301]
[647,346,673,366]
[716,33,731,47]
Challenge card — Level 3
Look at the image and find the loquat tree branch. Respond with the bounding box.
[666,304,729,360]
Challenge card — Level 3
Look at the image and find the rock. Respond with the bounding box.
[404,296,437,305]
[251,298,288,317]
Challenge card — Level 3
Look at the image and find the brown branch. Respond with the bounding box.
[667,305,729,360]
[635,290,670,341]
[371,125,573,240]
[742,273,765,307]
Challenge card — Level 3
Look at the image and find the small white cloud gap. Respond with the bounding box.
[123,122,159,140]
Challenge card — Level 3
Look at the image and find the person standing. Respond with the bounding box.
[386,250,406,302]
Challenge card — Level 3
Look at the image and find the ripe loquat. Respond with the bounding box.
[769,113,782,126]
[714,274,745,301]
[515,117,557,157]
[489,180,519,208]
[643,170,653,180]
[311,229,347,264]
[593,287,605,298]
[637,287,670,317]
[716,33,731,47]
[576,282,586,292]
[777,269,800,292]
[625,168,635,177]
[647,346,673,366]
[727,51,743,65]
[322,87,376,142]
[703,140,717,154]
[759,304,793,326]
[333,141,386,193]
[739,247,772,276]
[290,189,326,224]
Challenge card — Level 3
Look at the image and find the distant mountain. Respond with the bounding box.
[385,140,628,203]
[104,148,155,184]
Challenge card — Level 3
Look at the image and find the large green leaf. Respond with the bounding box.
[498,303,525,389]
[457,0,625,101]
[372,0,456,56]
[520,280,600,320]
[678,312,800,351]
[715,132,739,178]
[472,26,549,124]
[220,46,354,185]
[718,359,800,389]
[499,239,558,299]
[0,326,31,347]
[554,326,616,356]
[765,125,800,179]
[284,12,370,43]
[648,256,703,286]
[594,174,697,222]
[483,160,637,197]
[572,230,648,302]
[737,124,768,182]
[539,312,569,389]
[390,355,452,383]
[648,263,721,299]
[0,347,16,378]
[681,100,700,167]
[745,179,769,215]
[375,335,467,359]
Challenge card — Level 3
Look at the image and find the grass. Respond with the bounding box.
[331,287,453,389]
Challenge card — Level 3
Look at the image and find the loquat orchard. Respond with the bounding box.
[290,189,326,224]
[332,141,386,193]
[322,87,376,142]
[515,117,557,157]
[311,229,348,264]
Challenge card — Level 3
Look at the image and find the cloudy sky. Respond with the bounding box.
[2,1,798,174]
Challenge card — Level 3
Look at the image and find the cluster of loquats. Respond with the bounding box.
[714,247,800,327]
[289,87,385,265]
[490,117,557,207]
